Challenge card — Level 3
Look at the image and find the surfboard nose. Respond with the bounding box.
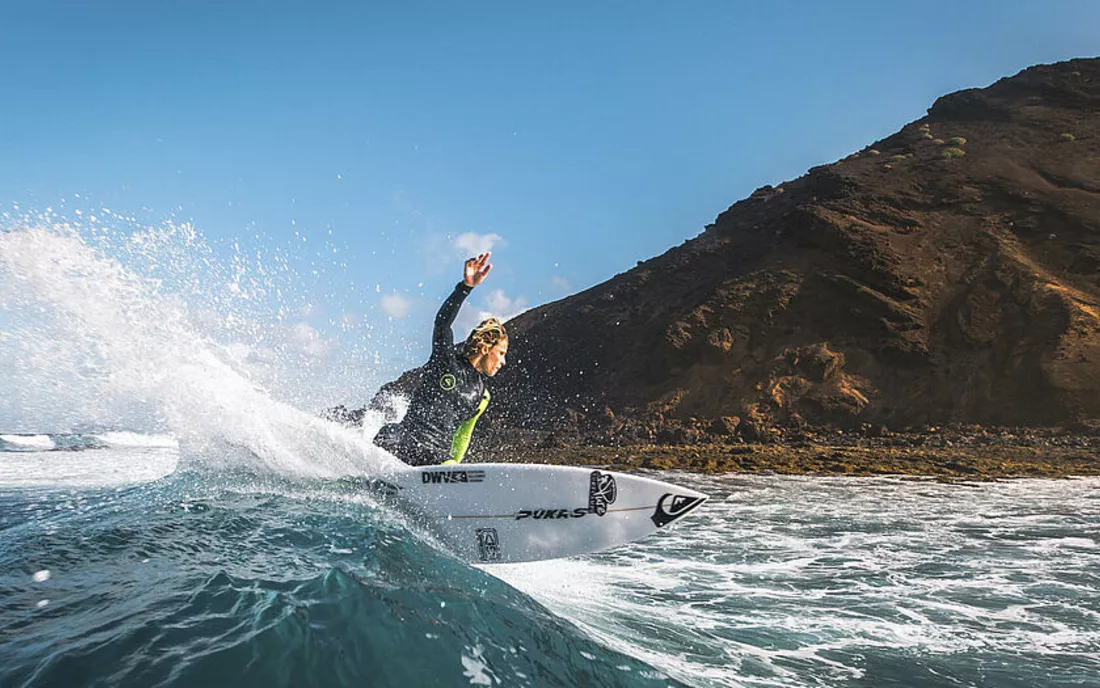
[650,487,708,528]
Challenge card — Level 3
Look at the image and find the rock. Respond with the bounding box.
[709,416,742,436]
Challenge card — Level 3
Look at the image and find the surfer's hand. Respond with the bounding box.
[463,252,492,288]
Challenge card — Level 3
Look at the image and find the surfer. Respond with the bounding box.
[373,252,508,466]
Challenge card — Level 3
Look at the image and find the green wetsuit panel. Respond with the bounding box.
[443,389,490,465]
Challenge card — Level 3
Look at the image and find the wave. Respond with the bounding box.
[0,478,679,688]
[0,434,56,451]
[0,446,179,490]
[94,432,179,449]
[0,432,177,453]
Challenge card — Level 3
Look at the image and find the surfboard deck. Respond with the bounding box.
[358,463,708,563]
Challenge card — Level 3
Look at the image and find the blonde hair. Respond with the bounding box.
[464,317,508,358]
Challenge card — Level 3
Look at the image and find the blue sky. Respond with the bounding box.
[2,1,1099,408]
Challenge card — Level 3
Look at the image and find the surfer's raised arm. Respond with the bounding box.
[431,252,492,356]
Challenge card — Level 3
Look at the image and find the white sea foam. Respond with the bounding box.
[93,431,179,448]
[0,447,179,488]
[0,434,55,450]
[490,474,1100,688]
[459,645,496,686]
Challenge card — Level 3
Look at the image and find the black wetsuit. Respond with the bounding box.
[373,283,490,466]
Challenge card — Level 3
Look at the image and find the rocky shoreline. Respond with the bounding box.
[340,401,1100,478]
[486,427,1100,479]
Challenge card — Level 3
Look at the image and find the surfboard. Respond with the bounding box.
[355,463,708,563]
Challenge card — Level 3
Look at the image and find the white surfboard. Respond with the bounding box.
[352,463,708,563]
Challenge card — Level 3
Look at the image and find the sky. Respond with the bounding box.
[2,0,1099,410]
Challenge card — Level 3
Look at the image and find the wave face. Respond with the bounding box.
[0,470,678,688]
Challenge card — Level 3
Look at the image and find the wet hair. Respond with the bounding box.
[464,317,508,358]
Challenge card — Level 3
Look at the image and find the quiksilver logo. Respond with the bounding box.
[650,493,705,528]
[421,469,486,484]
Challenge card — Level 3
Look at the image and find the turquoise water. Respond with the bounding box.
[0,444,679,687]
[3,439,1098,687]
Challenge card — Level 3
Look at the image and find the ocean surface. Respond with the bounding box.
[2,222,1099,687]
[2,434,1098,688]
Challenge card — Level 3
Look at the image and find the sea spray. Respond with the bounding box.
[0,218,396,478]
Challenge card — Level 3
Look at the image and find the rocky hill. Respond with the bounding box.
[482,58,1100,444]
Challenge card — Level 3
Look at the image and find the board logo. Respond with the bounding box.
[422,469,486,484]
[650,493,705,528]
[476,528,502,562]
[588,470,617,516]
[511,471,617,520]
[439,373,457,391]
[515,508,589,520]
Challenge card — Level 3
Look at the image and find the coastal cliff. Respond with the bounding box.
[486,58,1100,446]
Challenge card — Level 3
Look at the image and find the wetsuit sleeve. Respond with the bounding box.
[443,390,490,465]
[432,282,473,358]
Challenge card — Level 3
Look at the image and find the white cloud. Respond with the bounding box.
[456,288,529,337]
[380,293,413,319]
[420,232,506,277]
[485,289,527,319]
[455,232,504,257]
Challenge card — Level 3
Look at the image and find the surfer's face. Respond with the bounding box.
[479,339,508,377]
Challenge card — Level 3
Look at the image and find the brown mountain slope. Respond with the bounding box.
[488,58,1100,440]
